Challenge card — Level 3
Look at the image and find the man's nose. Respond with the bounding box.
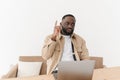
[68,24,73,28]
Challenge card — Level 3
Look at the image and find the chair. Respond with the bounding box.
[89,56,104,69]
[1,56,47,79]
[1,56,104,79]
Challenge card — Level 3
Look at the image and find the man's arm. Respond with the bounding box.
[80,39,89,60]
[42,36,57,60]
[42,21,60,60]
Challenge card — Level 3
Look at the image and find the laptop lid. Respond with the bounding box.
[57,60,95,80]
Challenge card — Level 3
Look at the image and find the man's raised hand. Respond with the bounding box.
[51,21,61,41]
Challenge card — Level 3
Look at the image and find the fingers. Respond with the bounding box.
[54,20,60,30]
[55,20,60,27]
[52,20,60,41]
[55,20,57,27]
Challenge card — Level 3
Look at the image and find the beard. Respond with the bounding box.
[61,26,74,35]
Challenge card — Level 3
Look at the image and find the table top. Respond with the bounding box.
[1,66,120,80]
[0,74,55,80]
[92,66,120,80]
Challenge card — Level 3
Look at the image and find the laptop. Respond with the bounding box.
[57,60,95,80]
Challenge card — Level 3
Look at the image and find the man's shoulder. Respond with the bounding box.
[73,33,85,41]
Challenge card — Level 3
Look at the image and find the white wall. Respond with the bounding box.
[0,0,119,77]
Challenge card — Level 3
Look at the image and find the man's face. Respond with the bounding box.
[60,16,76,35]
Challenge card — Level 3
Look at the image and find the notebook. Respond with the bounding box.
[57,60,95,80]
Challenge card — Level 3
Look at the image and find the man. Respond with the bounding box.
[42,14,89,75]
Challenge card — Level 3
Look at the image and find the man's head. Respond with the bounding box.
[60,14,76,35]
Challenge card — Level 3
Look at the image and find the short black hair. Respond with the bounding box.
[62,14,76,20]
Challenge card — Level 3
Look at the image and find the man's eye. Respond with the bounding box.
[71,23,75,26]
[65,22,69,25]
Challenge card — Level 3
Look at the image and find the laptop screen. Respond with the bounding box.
[57,60,95,80]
